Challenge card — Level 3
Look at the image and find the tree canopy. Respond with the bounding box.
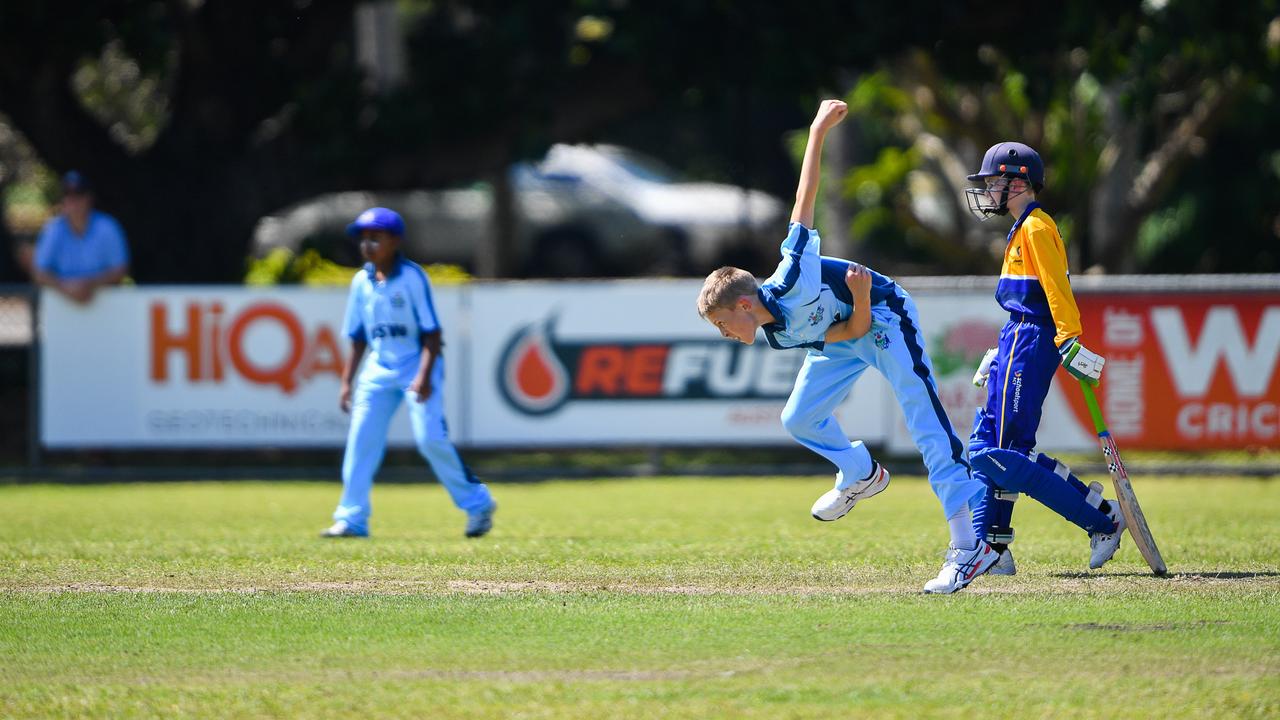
[0,0,1275,281]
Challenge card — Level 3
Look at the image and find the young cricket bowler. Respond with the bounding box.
[963,142,1124,575]
[697,100,996,594]
[321,207,497,539]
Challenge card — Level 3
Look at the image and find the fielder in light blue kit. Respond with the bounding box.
[321,207,496,539]
[697,100,996,593]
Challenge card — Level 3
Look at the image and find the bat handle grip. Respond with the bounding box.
[1079,379,1108,435]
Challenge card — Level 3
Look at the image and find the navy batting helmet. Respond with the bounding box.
[964,142,1044,220]
[967,142,1044,189]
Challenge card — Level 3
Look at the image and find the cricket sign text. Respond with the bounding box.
[1069,294,1280,448]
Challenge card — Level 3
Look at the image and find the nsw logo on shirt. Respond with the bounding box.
[371,323,409,339]
[391,292,407,309]
[807,305,826,326]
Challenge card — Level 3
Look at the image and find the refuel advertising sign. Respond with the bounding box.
[39,288,464,447]
[1067,293,1280,449]
[465,281,892,446]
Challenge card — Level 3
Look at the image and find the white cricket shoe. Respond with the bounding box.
[923,542,998,594]
[988,548,1017,576]
[319,520,368,538]
[810,464,891,521]
[1089,502,1126,569]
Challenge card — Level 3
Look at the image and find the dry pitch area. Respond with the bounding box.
[1,476,1277,718]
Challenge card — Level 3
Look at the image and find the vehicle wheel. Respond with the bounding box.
[528,226,602,278]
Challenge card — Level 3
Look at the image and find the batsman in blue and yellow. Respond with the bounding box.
[963,142,1125,575]
[320,207,496,539]
[698,100,996,594]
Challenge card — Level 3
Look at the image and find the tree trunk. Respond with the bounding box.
[478,165,518,278]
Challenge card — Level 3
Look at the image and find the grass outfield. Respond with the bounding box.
[1,476,1277,718]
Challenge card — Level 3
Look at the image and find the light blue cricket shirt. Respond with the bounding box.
[342,255,441,370]
[757,223,896,351]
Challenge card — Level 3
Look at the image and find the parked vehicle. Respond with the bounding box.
[252,144,785,277]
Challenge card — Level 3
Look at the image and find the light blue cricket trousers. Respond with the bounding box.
[333,356,493,533]
[780,288,986,518]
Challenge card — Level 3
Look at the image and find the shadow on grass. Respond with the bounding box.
[1050,571,1280,580]
[1064,620,1231,632]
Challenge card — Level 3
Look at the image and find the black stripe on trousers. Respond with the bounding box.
[884,291,970,472]
[440,416,482,484]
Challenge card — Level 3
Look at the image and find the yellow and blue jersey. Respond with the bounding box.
[996,203,1081,348]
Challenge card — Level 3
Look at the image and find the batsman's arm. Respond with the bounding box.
[790,99,848,228]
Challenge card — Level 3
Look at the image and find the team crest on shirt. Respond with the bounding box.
[807,305,825,326]
[391,292,406,308]
[872,330,890,350]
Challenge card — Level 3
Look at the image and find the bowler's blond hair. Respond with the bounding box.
[697,266,758,318]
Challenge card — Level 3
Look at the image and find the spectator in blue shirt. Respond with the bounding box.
[32,171,130,304]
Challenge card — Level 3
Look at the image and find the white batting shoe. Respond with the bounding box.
[810,464,890,522]
[319,520,368,538]
[988,548,1017,576]
[923,542,998,594]
[1089,502,1126,569]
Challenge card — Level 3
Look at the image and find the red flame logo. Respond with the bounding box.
[499,320,571,414]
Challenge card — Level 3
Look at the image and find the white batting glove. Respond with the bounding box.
[972,347,998,387]
[1060,338,1105,386]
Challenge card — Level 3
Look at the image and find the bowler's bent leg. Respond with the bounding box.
[780,348,874,489]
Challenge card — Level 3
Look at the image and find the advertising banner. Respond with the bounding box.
[1065,292,1280,449]
[39,282,1279,452]
[464,280,890,446]
[40,287,464,447]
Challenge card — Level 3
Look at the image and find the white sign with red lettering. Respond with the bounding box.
[39,287,464,447]
[463,280,891,446]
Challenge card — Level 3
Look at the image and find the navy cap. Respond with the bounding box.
[346,207,405,238]
[967,142,1044,188]
[62,170,92,194]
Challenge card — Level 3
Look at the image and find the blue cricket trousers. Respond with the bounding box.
[969,315,1111,538]
[781,288,986,518]
[333,357,493,532]
[970,315,1060,455]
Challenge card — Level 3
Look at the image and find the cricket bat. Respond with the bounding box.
[1079,380,1169,576]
